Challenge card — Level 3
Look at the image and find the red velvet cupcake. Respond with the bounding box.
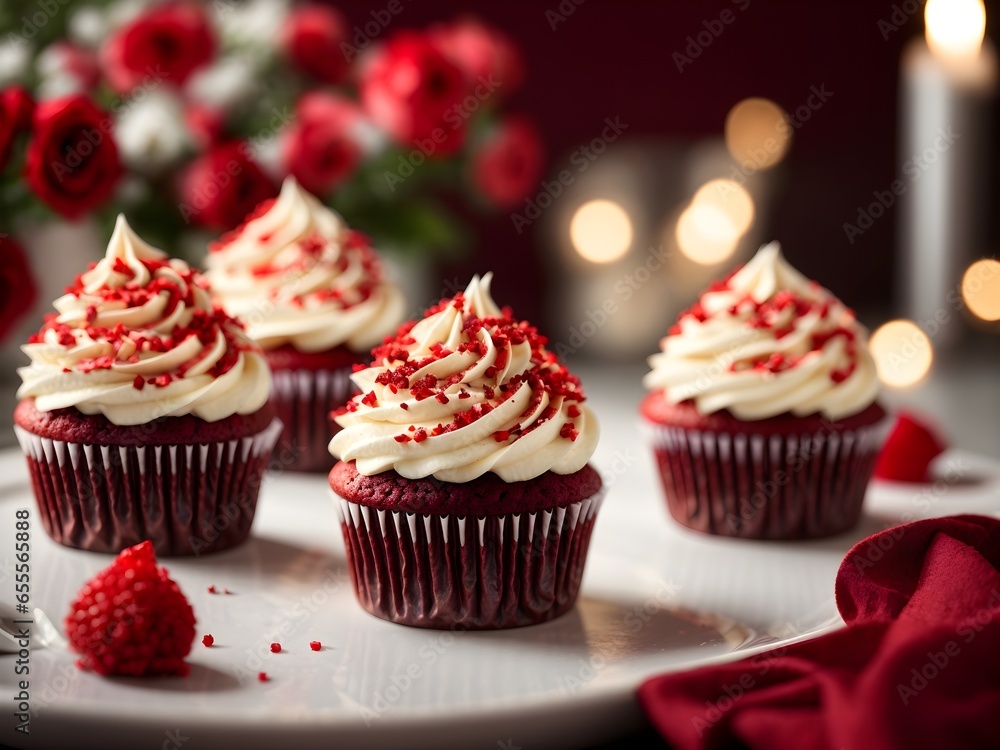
[329,274,603,629]
[14,216,279,556]
[642,242,888,540]
[206,177,404,473]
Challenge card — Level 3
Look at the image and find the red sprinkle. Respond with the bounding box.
[400,402,409,410]
[202,634,215,647]
[258,672,269,682]
[270,643,281,653]
[394,434,412,443]
[133,376,145,390]
[207,585,217,594]
[309,641,322,651]
[362,391,378,407]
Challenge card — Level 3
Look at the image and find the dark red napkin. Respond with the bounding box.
[638,515,1000,750]
[873,411,947,483]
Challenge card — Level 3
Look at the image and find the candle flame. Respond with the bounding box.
[925,0,986,62]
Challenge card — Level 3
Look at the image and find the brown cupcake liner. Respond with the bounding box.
[334,490,605,630]
[647,421,888,539]
[270,367,355,473]
[14,420,282,556]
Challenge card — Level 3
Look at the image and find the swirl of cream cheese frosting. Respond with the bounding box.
[643,242,880,421]
[16,215,271,426]
[204,176,404,353]
[329,273,600,483]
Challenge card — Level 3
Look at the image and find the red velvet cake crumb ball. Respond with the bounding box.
[65,541,196,677]
[270,642,281,653]
[202,634,215,647]
[309,641,322,651]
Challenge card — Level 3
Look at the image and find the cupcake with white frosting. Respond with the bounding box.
[328,273,603,629]
[14,215,280,556]
[642,242,887,539]
[205,176,404,473]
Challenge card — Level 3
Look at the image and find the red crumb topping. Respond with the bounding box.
[30,257,256,383]
[347,290,587,445]
[669,272,860,384]
[309,641,322,651]
[208,585,217,594]
[258,672,269,682]
[65,541,195,677]
[202,634,215,647]
[270,643,281,653]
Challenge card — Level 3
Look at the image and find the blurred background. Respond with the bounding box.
[0,0,998,455]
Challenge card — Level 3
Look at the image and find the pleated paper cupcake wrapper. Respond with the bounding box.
[335,491,605,630]
[14,419,282,556]
[648,421,888,539]
[271,367,354,473]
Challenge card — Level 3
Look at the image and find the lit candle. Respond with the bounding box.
[899,0,996,347]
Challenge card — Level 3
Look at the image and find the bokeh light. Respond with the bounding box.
[961,259,1000,321]
[925,0,986,61]
[692,179,755,235]
[675,202,741,265]
[570,199,633,264]
[724,98,791,170]
[870,320,934,388]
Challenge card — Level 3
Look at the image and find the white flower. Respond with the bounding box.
[37,73,84,100]
[68,7,107,47]
[186,55,257,110]
[105,0,146,28]
[217,0,290,51]
[115,90,193,173]
[0,39,31,85]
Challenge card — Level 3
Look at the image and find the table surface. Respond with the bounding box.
[1,351,997,750]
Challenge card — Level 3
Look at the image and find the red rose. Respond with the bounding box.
[472,116,543,207]
[102,2,216,93]
[281,5,350,85]
[0,86,34,171]
[360,32,468,157]
[24,95,122,219]
[282,92,361,196]
[0,235,37,344]
[430,19,523,96]
[179,142,277,230]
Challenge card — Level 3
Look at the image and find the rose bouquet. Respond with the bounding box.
[0,0,544,279]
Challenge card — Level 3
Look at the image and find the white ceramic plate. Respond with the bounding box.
[1,404,998,750]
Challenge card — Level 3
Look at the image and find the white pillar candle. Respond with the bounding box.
[899,0,995,347]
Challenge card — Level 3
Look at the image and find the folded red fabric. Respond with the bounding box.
[637,515,1000,750]
[873,411,947,483]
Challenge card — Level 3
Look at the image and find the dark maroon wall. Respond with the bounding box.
[334,0,999,322]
